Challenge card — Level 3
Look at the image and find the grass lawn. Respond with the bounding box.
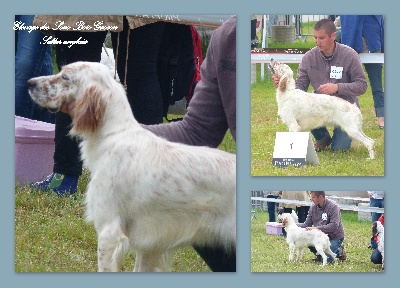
[251,209,383,272]
[251,37,385,176]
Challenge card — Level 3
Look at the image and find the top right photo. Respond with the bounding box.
[251,15,384,176]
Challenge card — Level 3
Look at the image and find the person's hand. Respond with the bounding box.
[318,83,339,95]
[305,227,315,231]
[272,75,279,88]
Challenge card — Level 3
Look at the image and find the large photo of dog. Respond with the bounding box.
[251,15,384,176]
[15,15,236,272]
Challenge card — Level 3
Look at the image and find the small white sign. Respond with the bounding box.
[330,65,343,79]
[272,132,319,168]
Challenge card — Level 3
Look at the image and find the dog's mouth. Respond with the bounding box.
[268,58,276,75]
[47,107,60,113]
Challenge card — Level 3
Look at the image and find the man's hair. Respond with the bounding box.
[314,19,337,36]
[310,191,325,198]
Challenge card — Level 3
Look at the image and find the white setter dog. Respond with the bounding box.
[372,221,384,270]
[268,58,375,159]
[278,213,337,266]
[28,61,236,272]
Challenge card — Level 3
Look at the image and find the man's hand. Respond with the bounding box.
[305,227,316,231]
[318,83,339,95]
[272,75,279,88]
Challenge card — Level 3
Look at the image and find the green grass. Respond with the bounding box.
[251,62,385,176]
[251,209,383,272]
[15,132,235,272]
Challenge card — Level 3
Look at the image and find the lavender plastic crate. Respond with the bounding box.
[265,222,283,235]
[15,116,55,186]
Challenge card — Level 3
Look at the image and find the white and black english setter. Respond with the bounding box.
[268,58,375,159]
[372,221,384,270]
[28,61,236,272]
[278,213,337,266]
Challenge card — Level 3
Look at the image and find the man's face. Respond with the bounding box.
[310,193,324,206]
[313,29,336,55]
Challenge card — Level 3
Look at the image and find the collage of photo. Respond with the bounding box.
[14,14,384,275]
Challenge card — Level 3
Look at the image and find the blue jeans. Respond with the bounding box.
[364,63,384,118]
[312,127,352,151]
[370,197,384,222]
[266,195,278,222]
[15,15,54,123]
[371,248,382,264]
[310,237,344,263]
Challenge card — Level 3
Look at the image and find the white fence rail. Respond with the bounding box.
[251,197,384,213]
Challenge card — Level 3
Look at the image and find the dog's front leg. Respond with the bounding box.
[296,247,304,262]
[97,222,129,272]
[288,244,295,262]
[133,251,172,272]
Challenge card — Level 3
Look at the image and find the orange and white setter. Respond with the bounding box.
[28,61,236,272]
[278,213,337,266]
[268,58,375,159]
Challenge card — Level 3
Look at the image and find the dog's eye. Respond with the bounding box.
[62,74,69,81]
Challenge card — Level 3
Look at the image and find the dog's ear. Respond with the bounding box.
[72,85,106,135]
[279,76,287,93]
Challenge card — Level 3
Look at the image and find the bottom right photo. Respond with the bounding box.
[251,190,384,272]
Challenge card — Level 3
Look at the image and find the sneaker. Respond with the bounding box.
[314,136,332,152]
[30,173,78,196]
[338,245,347,261]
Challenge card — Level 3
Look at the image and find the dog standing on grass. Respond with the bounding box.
[278,213,337,266]
[268,58,375,159]
[28,61,236,272]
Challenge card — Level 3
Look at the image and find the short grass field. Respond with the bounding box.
[15,131,235,272]
[251,37,385,176]
[251,208,383,272]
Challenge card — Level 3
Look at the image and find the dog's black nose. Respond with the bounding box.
[27,79,36,89]
[271,58,274,61]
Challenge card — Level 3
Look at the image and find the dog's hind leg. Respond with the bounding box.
[133,251,172,272]
[325,247,338,265]
[315,246,328,265]
[345,128,375,159]
[97,220,129,272]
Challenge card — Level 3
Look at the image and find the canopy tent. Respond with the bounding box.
[131,15,233,28]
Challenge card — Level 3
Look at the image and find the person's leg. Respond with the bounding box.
[328,238,345,263]
[15,15,54,123]
[331,127,352,151]
[364,63,384,128]
[310,238,344,263]
[311,127,332,151]
[370,197,383,222]
[267,195,277,222]
[193,246,236,272]
[371,248,382,264]
[296,206,307,223]
[111,19,165,124]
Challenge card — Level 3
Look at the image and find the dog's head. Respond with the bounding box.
[28,61,119,134]
[372,221,384,236]
[277,213,292,227]
[268,58,294,93]
[268,58,294,79]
